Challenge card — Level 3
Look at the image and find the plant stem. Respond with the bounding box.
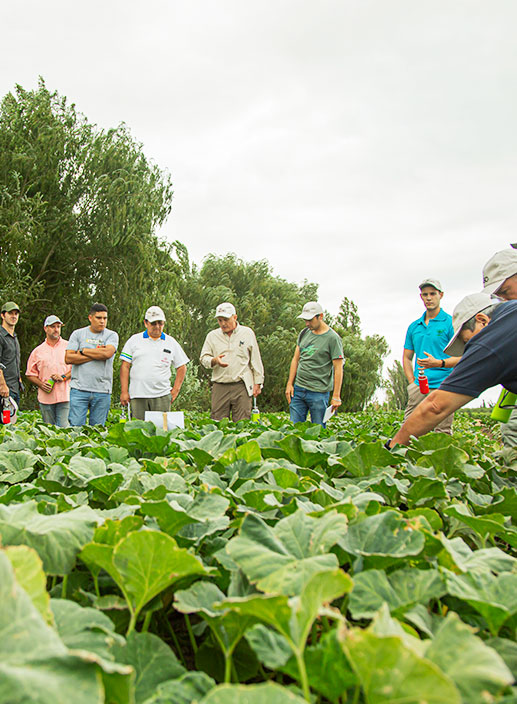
[294,650,310,702]
[352,683,361,704]
[224,654,232,684]
[164,618,187,668]
[142,611,152,633]
[185,615,197,654]
[61,574,68,599]
[93,574,100,598]
[126,610,137,637]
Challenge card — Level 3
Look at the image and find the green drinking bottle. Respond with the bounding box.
[491,387,517,422]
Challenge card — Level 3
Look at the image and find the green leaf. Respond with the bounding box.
[142,670,215,704]
[199,682,308,703]
[225,511,346,595]
[341,626,461,703]
[425,613,513,703]
[342,510,425,567]
[438,535,515,574]
[4,545,53,624]
[445,570,517,635]
[245,624,293,669]
[444,503,507,540]
[337,441,401,476]
[0,501,98,575]
[0,449,39,483]
[51,598,125,661]
[112,631,185,704]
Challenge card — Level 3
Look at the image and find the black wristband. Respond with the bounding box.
[441,359,445,368]
[384,439,392,450]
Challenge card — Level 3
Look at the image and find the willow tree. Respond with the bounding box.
[0,79,180,374]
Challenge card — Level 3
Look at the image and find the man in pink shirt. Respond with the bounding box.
[26,315,71,427]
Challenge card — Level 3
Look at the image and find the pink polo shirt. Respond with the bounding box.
[25,338,71,404]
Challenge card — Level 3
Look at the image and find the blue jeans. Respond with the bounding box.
[289,384,330,427]
[69,388,111,426]
[39,401,70,428]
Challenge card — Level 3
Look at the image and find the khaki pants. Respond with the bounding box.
[404,382,454,435]
[211,381,252,421]
[130,394,171,421]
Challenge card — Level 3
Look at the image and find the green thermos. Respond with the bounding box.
[491,387,517,422]
[251,397,260,423]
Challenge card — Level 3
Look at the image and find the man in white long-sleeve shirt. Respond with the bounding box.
[200,302,264,421]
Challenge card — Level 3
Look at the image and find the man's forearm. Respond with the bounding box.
[172,365,186,393]
[287,356,299,386]
[82,346,115,360]
[332,362,343,400]
[391,389,472,445]
[402,355,415,384]
[120,362,130,394]
[65,350,89,365]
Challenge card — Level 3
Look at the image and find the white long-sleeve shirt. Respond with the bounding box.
[200,323,264,396]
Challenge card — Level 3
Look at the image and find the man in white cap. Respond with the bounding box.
[402,279,456,434]
[389,292,514,446]
[285,301,344,426]
[25,315,71,427]
[200,302,264,421]
[120,306,189,420]
[482,245,517,446]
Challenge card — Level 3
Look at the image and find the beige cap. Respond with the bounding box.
[444,292,495,356]
[215,302,236,318]
[482,249,517,295]
[419,278,443,292]
[145,306,166,322]
[298,301,324,320]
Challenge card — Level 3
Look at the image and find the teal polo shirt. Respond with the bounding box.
[404,309,454,389]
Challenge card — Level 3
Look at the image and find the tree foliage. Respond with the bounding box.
[1,81,389,413]
[384,360,409,411]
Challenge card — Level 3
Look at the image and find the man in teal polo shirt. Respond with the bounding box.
[402,278,455,433]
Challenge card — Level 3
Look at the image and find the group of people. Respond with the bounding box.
[390,246,517,447]
[2,245,515,438]
[0,299,344,428]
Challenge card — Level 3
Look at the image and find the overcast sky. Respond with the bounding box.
[2,0,516,404]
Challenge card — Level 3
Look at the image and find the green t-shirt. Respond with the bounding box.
[295,328,344,393]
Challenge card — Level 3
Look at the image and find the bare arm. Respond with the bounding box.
[417,352,461,370]
[82,345,116,360]
[65,350,90,365]
[330,358,344,411]
[390,389,472,446]
[285,347,300,404]
[402,348,415,384]
[120,360,131,406]
[171,365,187,402]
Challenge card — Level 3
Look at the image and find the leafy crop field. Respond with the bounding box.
[1,409,516,703]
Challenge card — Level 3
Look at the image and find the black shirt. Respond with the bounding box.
[440,300,517,398]
[0,326,20,395]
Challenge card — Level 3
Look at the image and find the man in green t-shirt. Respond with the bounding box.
[285,302,344,426]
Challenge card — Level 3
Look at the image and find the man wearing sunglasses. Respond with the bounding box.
[120,306,189,420]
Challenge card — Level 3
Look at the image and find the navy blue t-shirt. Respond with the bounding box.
[440,300,517,398]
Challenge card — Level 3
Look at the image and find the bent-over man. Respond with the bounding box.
[389,293,513,446]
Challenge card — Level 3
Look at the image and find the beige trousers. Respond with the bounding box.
[404,382,454,435]
[211,381,252,421]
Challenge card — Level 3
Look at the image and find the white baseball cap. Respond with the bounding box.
[215,302,236,318]
[298,301,324,320]
[419,278,443,292]
[444,292,495,356]
[44,315,63,327]
[145,306,166,322]
[482,249,517,295]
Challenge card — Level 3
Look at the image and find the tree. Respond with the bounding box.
[0,80,179,401]
[385,360,409,410]
[330,298,389,412]
[179,253,318,410]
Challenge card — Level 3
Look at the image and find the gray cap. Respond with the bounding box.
[298,301,324,320]
[419,278,443,292]
[1,301,20,313]
[215,302,236,318]
[482,249,517,295]
[444,292,495,356]
[44,315,63,327]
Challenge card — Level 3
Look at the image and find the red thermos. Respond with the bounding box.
[418,369,430,394]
